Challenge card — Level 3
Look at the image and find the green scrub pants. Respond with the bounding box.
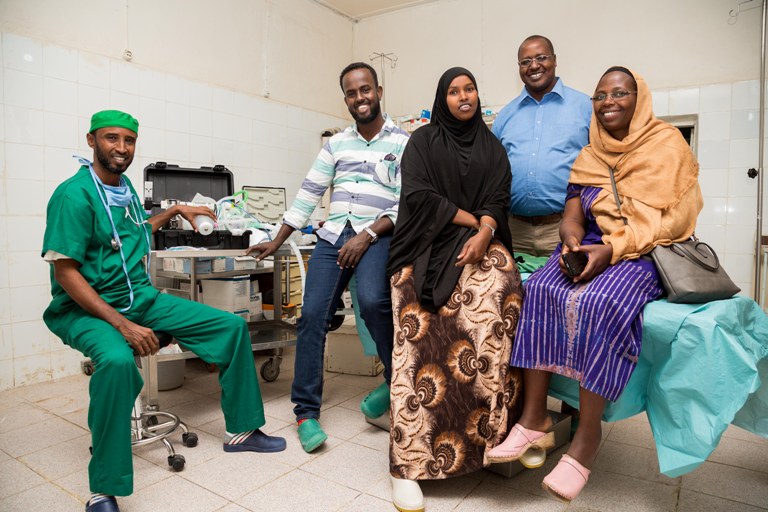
[44,285,265,496]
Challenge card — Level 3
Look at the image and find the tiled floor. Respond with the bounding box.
[1,348,766,512]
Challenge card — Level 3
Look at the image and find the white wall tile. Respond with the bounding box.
[7,216,45,252]
[45,147,81,184]
[697,196,727,225]
[165,75,191,105]
[0,324,12,360]
[0,217,7,252]
[8,251,48,288]
[78,51,109,88]
[43,77,77,116]
[725,223,757,254]
[697,168,727,197]
[4,105,44,144]
[732,80,760,110]
[6,143,44,181]
[135,126,165,161]
[11,319,50,358]
[14,353,51,386]
[51,346,82,380]
[669,87,699,115]
[0,287,9,324]
[43,44,78,82]
[0,360,13,391]
[189,135,212,164]
[189,107,212,136]
[44,112,78,149]
[721,253,755,284]
[729,138,759,168]
[9,285,48,323]
[726,195,756,226]
[0,253,8,289]
[165,131,190,163]
[697,139,730,169]
[2,33,42,75]
[232,115,252,143]
[212,111,235,140]
[4,69,43,109]
[188,82,212,109]
[5,179,46,216]
[699,83,732,113]
[212,138,234,164]
[110,60,140,95]
[212,88,235,114]
[109,90,140,117]
[139,68,167,100]
[232,141,252,168]
[697,111,730,141]
[138,96,166,129]
[728,167,759,197]
[166,102,190,133]
[77,84,110,118]
[730,110,759,140]
[0,104,5,141]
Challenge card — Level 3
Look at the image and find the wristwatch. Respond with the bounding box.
[364,226,379,244]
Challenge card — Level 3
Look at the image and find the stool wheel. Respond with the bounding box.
[260,359,280,382]
[146,415,159,427]
[81,360,95,376]
[182,432,198,447]
[168,453,185,471]
[328,314,345,332]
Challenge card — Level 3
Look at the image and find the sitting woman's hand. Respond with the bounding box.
[566,243,613,283]
[456,229,492,267]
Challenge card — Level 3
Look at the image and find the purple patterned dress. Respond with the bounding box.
[510,185,664,401]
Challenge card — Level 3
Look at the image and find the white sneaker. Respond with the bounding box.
[391,475,425,512]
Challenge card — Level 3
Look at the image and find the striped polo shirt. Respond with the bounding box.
[283,115,409,244]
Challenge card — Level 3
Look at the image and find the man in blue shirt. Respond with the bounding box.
[492,35,592,256]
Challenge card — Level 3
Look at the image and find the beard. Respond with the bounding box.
[95,145,131,175]
[350,99,382,125]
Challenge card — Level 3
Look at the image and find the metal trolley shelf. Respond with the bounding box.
[151,246,312,382]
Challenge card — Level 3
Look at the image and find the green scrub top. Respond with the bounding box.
[42,166,151,314]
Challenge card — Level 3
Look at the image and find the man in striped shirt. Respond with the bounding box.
[247,62,409,453]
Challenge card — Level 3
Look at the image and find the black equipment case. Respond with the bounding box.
[143,162,250,249]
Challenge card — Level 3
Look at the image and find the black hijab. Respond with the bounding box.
[387,67,512,312]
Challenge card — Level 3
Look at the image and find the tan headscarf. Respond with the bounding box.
[569,69,703,264]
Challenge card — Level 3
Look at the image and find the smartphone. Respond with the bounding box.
[562,251,588,277]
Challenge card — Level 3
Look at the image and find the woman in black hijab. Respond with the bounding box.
[387,67,524,512]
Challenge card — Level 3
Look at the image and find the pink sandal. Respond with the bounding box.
[487,423,555,465]
[541,454,591,502]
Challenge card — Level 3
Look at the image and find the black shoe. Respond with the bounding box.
[86,496,119,512]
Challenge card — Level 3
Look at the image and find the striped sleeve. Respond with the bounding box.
[282,143,335,229]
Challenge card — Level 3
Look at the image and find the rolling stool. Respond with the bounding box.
[84,332,198,471]
[133,332,197,471]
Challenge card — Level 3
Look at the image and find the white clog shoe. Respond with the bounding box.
[391,475,425,512]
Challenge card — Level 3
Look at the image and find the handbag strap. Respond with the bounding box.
[607,166,629,226]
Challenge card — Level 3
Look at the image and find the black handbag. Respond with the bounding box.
[607,167,740,303]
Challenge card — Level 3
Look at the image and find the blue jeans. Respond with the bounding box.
[292,223,393,420]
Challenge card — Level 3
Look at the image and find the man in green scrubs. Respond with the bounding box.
[42,110,285,512]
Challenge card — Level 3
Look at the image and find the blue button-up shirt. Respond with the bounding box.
[492,78,592,217]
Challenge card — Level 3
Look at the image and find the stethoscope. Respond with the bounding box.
[76,156,152,312]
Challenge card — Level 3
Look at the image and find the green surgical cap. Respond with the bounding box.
[90,110,139,134]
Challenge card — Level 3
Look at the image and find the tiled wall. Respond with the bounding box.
[652,80,762,297]
[0,33,349,390]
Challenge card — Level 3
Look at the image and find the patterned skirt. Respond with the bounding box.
[389,242,524,480]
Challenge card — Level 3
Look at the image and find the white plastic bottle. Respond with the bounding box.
[195,215,215,236]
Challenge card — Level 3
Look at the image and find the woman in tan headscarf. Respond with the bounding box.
[488,67,703,502]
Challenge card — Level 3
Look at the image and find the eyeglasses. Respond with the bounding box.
[518,55,553,67]
[590,91,637,102]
